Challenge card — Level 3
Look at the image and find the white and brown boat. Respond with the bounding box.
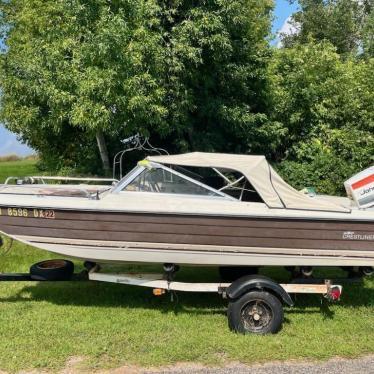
[0,152,373,268]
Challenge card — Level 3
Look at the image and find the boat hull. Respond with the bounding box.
[0,206,374,266]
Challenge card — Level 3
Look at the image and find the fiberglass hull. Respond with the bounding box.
[1,205,374,267]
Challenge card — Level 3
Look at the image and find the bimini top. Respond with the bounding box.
[147,152,350,213]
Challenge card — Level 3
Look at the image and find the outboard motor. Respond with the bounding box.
[344,166,374,209]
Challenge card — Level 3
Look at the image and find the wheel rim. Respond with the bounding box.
[241,299,273,332]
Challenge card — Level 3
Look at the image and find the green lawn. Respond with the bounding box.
[0,247,374,373]
[1,161,374,372]
[0,159,38,184]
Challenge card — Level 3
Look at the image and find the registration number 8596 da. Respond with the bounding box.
[2,207,55,219]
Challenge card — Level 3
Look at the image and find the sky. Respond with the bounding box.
[272,0,299,36]
[0,0,298,157]
[0,126,33,156]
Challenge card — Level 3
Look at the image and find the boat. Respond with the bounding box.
[0,152,373,268]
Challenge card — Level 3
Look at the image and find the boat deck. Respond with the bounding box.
[0,184,110,198]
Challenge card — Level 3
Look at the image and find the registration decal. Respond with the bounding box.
[6,207,55,219]
[33,209,55,219]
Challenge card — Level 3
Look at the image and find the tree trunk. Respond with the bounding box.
[96,131,111,175]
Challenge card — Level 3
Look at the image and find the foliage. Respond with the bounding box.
[281,0,373,57]
[0,154,37,162]
[270,42,374,194]
[156,0,274,155]
[362,7,374,57]
[0,0,166,173]
[0,0,273,173]
[0,1,373,194]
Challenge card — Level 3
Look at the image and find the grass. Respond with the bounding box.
[1,160,374,372]
[1,247,374,373]
[0,158,39,183]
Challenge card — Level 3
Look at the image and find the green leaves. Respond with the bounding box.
[0,0,170,171]
[0,0,372,192]
[0,0,273,172]
[271,42,374,194]
[281,0,371,57]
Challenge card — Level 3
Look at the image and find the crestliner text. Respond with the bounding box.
[343,231,374,240]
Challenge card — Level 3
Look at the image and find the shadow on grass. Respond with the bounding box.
[0,280,228,317]
[0,264,372,330]
[0,274,373,322]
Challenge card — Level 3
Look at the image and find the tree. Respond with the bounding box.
[0,0,170,174]
[362,6,374,57]
[155,0,275,155]
[269,41,374,194]
[0,0,273,174]
[282,0,373,56]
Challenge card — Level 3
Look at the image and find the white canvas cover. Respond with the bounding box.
[147,152,350,212]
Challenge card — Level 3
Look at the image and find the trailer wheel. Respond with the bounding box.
[228,291,283,334]
[30,259,74,281]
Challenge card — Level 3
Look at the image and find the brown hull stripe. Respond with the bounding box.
[0,209,373,252]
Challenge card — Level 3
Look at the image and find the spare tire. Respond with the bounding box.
[30,259,74,281]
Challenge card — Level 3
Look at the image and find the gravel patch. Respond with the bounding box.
[141,355,374,374]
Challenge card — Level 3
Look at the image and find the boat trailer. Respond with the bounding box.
[0,258,343,335]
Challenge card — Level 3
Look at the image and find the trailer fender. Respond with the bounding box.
[226,274,294,306]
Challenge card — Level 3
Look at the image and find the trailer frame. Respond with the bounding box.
[0,261,343,334]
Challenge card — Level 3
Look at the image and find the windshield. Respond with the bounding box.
[123,168,221,196]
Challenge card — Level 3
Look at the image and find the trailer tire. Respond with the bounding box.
[228,291,283,334]
[30,259,74,281]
